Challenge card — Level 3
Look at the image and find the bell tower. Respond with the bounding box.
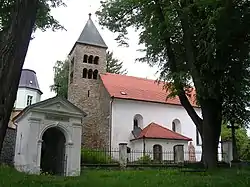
[68,13,108,149]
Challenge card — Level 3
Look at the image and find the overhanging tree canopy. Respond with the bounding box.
[0,0,65,156]
[96,0,250,168]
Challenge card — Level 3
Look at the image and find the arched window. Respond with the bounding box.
[88,69,93,79]
[88,55,93,64]
[134,119,138,128]
[83,55,88,63]
[196,129,202,146]
[93,69,98,79]
[153,144,162,162]
[82,68,87,78]
[172,119,181,133]
[94,56,99,64]
[172,121,176,132]
[133,114,143,130]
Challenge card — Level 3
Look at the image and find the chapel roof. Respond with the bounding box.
[12,96,87,123]
[131,122,192,141]
[76,13,107,49]
[19,69,42,94]
[100,73,197,107]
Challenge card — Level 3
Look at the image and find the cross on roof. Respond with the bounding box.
[88,2,92,16]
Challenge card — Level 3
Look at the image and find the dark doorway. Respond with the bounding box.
[40,127,66,175]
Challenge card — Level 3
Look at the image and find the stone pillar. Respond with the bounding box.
[221,140,233,163]
[174,145,184,164]
[65,143,70,176]
[65,141,76,176]
[36,139,43,174]
[119,143,127,168]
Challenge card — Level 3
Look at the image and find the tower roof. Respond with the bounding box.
[76,13,108,48]
[19,69,42,94]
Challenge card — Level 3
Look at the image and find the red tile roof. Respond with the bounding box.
[131,122,192,141]
[100,73,197,107]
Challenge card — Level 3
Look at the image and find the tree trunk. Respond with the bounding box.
[155,0,221,169]
[178,90,205,164]
[0,0,38,155]
[201,99,222,169]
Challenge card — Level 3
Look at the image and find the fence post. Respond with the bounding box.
[119,143,127,169]
[221,140,233,164]
[174,145,184,164]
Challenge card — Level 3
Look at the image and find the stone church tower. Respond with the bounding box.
[68,14,110,149]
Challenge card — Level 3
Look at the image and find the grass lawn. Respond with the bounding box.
[1,166,250,187]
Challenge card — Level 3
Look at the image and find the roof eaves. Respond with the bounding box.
[130,137,192,142]
[111,97,200,108]
[76,41,108,49]
[18,86,43,95]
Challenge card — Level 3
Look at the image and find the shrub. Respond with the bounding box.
[81,148,113,164]
[137,155,152,164]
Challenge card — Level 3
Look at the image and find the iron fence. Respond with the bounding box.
[80,148,226,167]
[127,150,203,165]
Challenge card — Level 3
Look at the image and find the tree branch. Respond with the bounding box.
[177,0,202,91]
[154,0,203,131]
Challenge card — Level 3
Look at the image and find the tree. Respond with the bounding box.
[221,123,249,160]
[0,0,65,155]
[106,51,128,74]
[50,51,127,98]
[240,138,250,161]
[50,60,69,98]
[96,0,250,168]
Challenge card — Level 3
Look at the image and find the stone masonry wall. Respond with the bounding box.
[99,81,112,150]
[0,127,16,165]
[68,44,110,149]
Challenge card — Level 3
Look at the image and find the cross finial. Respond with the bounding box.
[88,13,92,19]
[54,84,61,96]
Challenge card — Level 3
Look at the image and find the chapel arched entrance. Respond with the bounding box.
[40,127,66,175]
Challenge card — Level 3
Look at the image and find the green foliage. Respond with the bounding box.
[40,171,52,176]
[221,123,250,160]
[81,148,113,164]
[1,165,250,186]
[136,155,152,164]
[50,60,69,99]
[0,0,65,32]
[106,51,127,75]
[51,51,127,98]
[240,139,250,161]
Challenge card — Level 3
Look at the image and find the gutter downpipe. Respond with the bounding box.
[109,96,114,153]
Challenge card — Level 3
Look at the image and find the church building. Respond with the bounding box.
[67,14,218,161]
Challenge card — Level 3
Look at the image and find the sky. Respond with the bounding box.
[23,0,159,101]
